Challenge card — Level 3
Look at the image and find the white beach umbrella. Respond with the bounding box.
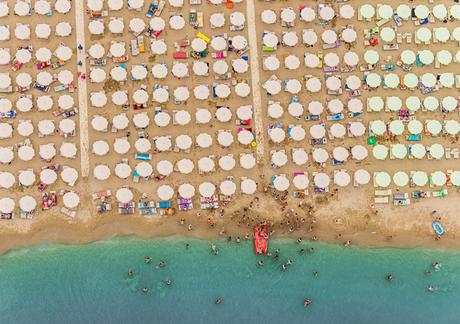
[450,171,460,186]
[15,1,30,16]
[38,119,55,136]
[442,96,458,112]
[136,162,153,177]
[271,151,288,167]
[114,163,131,178]
[35,24,51,39]
[152,64,168,79]
[263,33,278,47]
[17,97,33,113]
[445,120,460,135]
[16,73,32,88]
[290,125,306,141]
[19,196,37,212]
[198,157,215,173]
[304,53,320,68]
[285,79,301,94]
[156,160,173,176]
[217,131,234,147]
[157,185,174,201]
[199,182,216,198]
[384,73,399,88]
[378,4,393,19]
[113,114,129,130]
[232,35,247,50]
[218,155,236,171]
[91,116,108,132]
[241,178,257,194]
[269,128,286,143]
[396,4,411,19]
[240,153,256,169]
[273,175,289,192]
[57,93,74,110]
[220,180,236,196]
[211,37,227,51]
[346,75,361,90]
[426,120,442,136]
[0,2,7,17]
[169,15,185,30]
[308,101,324,115]
[134,138,151,153]
[59,119,75,134]
[344,51,359,66]
[215,84,231,99]
[155,136,172,151]
[0,123,12,139]
[312,148,328,163]
[60,143,77,159]
[0,147,13,164]
[90,92,107,107]
[302,30,318,46]
[177,159,194,174]
[178,183,195,199]
[154,111,170,127]
[373,145,388,160]
[393,171,409,187]
[310,124,325,139]
[403,73,418,89]
[285,55,300,70]
[370,120,386,135]
[375,172,391,188]
[210,13,225,28]
[109,43,126,58]
[92,140,109,156]
[172,62,189,78]
[351,145,368,161]
[17,121,34,137]
[150,17,165,31]
[288,102,303,117]
[0,198,14,214]
[391,144,407,159]
[132,89,148,104]
[429,144,444,160]
[109,19,124,34]
[321,30,337,44]
[412,171,428,186]
[61,167,78,185]
[93,165,111,181]
[389,120,404,135]
[39,144,56,160]
[19,170,36,186]
[292,149,308,165]
[354,169,370,185]
[88,44,105,59]
[196,133,212,148]
[320,6,334,20]
[116,188,133,203]
[268,102,283,119]
[0,49,10,65]
[262,9,277,24]
[306,78,321,93]
[364,50,379,65]
[40,169,57,185]
[282,32,298,47]
[133,113,150,129]
[293,174,309,190]
[326,76,341,91]
[192,61,208,77]
[333,147,349,162]
[151,40,167,55]
[411,144,426,159]
[56,22,72,36]
[431,171,447,186]
[213,60,228,75]
[408,120,423,135]
[263,79,281,95]
[89,20,104,35]
[349,122,365,137]
[175,134,192,150]
[342,28,357,43]
[0,26,9,41]
[174,86,190,102]
[334,171,351,187]
[314,173,330,188]
[111,66,127,81]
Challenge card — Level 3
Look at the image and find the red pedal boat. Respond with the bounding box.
[254,224,268,256]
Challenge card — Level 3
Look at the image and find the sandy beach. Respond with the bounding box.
[1,0,460,253]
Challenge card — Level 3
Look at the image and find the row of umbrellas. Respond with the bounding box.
[0,192,79,213]
[0,94,75,113]
[374,171,459,188]
[367,95,459,113]
[264,51,360,71]
[0,45,73,63]
[268,98,363,118]
[0,22,72,40]
[0,118,76,138]
[271,145,368,167]
[364,49,460,67]
[365,72,457,90]
[359,4,460,21]
[0,0,72,17]
[90,59,249,83]
[261,5,355,24]
[0,167,78,188]
[263,28,354,47]
[0,142,77,161]
[88,0,243,11]
[370,119,460,136]
[373,143,447,160]
[89,82,251,107]
[0,70,74,89]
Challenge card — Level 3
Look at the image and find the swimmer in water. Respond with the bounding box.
[215,298,221,305]
[427,284,434,293]
[298,248,305,255]
[425,271,431,277]
[128,269,134,277]
[287,259,293,265]
[386,274,394,282]
[186,243,190,249]
[281,264,287,272]
[309,247,315,253]
[145,257,152,263]
[257,260,264,267]
[304,299,312,307]
[313,271,319,277]
[297,238,302,244]
[159,260,166,268]
[432,261,441,271]
[143,287,149,293]
[274,254,279,261]
[165,279,172,286]
[211,244,219,255]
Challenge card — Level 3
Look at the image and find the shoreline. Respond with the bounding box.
[1,214,459,255]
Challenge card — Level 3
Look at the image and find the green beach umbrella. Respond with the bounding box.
[439,73,454,88]
[450,171,460,186]
[391,144,407,159]
[393,171,409,187]
[421,73,437,88]
[412,171,428,186]
[360,4,375,19]
[375,172,391,188]
[408,120,423,135]
[386,96,402,112]
[411,144,426,159]
[429,144,445,160]
[426,120,442,136]
[373,144,388,160]
[370,120,386,135]
[367,136,377,145]
[431,171,447,186]
[419,50,434,65]
[368,96,384,112]
[445,120,460,135]
[389,120,404,135]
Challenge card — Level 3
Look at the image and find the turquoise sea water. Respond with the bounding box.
[0,237,459,324]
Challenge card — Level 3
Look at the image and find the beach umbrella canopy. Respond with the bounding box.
[439,73,455,88]
[198,157,215,173]
[217,131,234,147]
[40,169,57,185]
[241,178,257,195]
[292,149,308,165]
[330,123,346,138]
[334,171,351,187]
[60,142,77,159]
[416,28,431,43]
[375,172,391,188]
[17,120,34,137]
[445,120,460,135]
[152,64,168,79]
[240,153,256,169]
[373,145,388,160]
[169,15,186,30]
[92,140,109,156]
[264,56,280,71]
[423,95,438,112]
[19,196,37,212]
[271,151,288,167]
[0,198,14,214]
[301,7,315,21]
[90,92,107,107]
[0,122,12,139]
[263,33,278,47]
[309,124,325,139]
[196,133,213,149]
[387,96,403,112]
[429,144,444,160]
[19,170,36,186]
[442,96,458,112]
[155,136,172,152]
[17,97,33,113]
[235,83,251,98]
[218,155,235,171]
[192,61,207,77]
[366,73,381,88]
[210,13,225,28]
[0,147,13,164]
[282,32,298,47]
[354,169,371,185]
[370,120,386,135]
[35,23,51,39]
[450,171,460,186]
[174,110,191,126]
[380,27,395,42]
[262,9,277,24]
[346,75,361,90]
[312,148,328,163]
[232,35,247,50]
[396,5,411,19]
[351,145,368,161]
[157,185,174,201]
[0,172,16,189]
[333,147,349,162]
[236,106,253,120]
[364,50,379,65]
[220,180,236,196]
[303,30,318,46]
[269,128,286,143]
[273,175,289,192]
[116,188,133,203]
[94,164,111,180]
[199,182,216,198]
[306,78,321,93]
[134,138,151,153]
[408,120,423,135]
[293,174,309,190]
[415,5,429,19]
[378,4,393,19]
[321,30,337,44]
[401,50,416,65]
[344,51,359,66]
[348,98,363,113]
[393,171,409,187]
[421,73,437,88]
[434,27,450,42]
[284,55,300,70]
[39,144,56,160]
[136,162,153,177]
[340,5,354,19]
[314,173,330,188]
[412,171,428,186]
[288,102,303,117]
[285,79,302,94]
[406,96,421,113]
[308,101,324,115]
[263,79,281,95]
[216,107,232,122]
[342,28,357,43]
[59,118,75,134]
[384,73,399,88]
[426,120,442,136]
[233,59,249,73]
[419,50,434,65]
[389,120,404,135]
[437,50,452,66]
[177,159,194,174]
[63,192,80,209]
[230,11,245,26]
[156,160,173,176]
[114,163,131,179]
[108,0,123,10]
[150,40,167,55]
[326,76,341,91]
[403,73,418,89]
[410,144,426,159]
[178,183,195,199]
[328,99,343,114]
[431,171,447,186]
[391,144,407,159]
[176,134,192,150]
[108,19,124,33]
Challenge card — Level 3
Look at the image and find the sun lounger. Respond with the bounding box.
[374,197,389,204]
